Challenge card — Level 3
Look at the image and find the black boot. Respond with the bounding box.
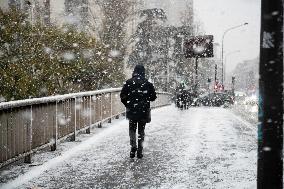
[137,149,143,159]
[137,122,145,159]
[137,143,143,159]
[130,147,137,158]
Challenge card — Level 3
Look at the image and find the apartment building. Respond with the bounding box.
[0,0,49,25]
[0,0,102,34]
[51,0,102,36]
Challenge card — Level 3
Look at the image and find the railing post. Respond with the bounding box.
[51,101,58,151]
[86,96,91,134]
[24,105,32,164]
[123,107,126,117]
[115,93,119,119]
[24,154,31,164]
[71,98,76,141]
[108,93,112,123]
[98,95,102,128]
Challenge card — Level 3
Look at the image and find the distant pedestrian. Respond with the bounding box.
[120,65,157,159]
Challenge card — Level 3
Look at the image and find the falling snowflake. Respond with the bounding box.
[62,52,75,61]
[82,50,93,59]
[109,50,121,58]
[0,96,5,102]
[44,47,52,54]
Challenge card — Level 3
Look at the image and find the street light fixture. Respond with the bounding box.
[221,22,248,86]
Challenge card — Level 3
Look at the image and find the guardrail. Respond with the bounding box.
[0,88,172,168]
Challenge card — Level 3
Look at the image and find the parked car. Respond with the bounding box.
[234,91,247,104]
[244,94,258,106]
[193,92,234,107]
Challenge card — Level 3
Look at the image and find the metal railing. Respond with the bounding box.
[0,88,172,168]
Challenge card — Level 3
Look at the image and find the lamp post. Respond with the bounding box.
[221,23,248,86]
[224,50,240,84]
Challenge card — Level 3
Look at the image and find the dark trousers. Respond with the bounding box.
[129,120,146,151]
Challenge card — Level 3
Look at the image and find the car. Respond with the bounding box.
[193,92,234,107]
[244,94,258,106]
[234,91,247,104]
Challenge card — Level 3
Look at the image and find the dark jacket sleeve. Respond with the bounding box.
[147,82,157,102]
[120,83,129,107]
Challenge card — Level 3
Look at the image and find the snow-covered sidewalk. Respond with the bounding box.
[0,105,257,189]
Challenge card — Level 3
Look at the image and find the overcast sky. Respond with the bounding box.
[194,0,261,72]
[144,0,261,72]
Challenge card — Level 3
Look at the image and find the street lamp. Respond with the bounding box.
[224,50,240,84]
[221,22,248,86]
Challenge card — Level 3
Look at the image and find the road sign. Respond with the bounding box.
[184,35,214,58]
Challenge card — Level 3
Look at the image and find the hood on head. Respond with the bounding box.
[132,64,145,78]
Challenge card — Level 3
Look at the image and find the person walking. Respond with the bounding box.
[120,65,157,159]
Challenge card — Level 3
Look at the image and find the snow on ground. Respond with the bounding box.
[0,105,257,189]
[231,103,258,125]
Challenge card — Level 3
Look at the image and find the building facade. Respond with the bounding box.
[0,0,102,36]
[233,58,259,94]
[0,0,50,25]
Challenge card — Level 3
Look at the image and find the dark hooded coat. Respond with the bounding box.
[120,65,157,123]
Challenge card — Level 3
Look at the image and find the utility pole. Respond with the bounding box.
[231,76,235,100]
[194,57,198,93]
[214,64,217,84]
[166,33,170,92]
[207,78,211,95]
[257,0,283,188]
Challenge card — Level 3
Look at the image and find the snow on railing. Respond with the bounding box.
[0,88,122,110]
[0,88,172,168]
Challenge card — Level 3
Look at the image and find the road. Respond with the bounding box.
[0,105,257,189]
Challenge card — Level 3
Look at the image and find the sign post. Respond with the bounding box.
[184,35,214,94]
[231,76,235,100]
[195,57,198,91]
